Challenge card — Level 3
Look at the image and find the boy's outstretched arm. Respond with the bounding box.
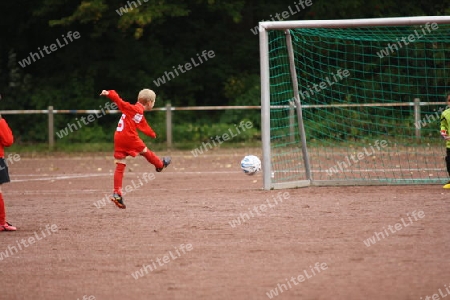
[99,90,129,112]
[137,118,156,138]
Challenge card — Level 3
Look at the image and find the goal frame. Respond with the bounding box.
[259,16,450,190]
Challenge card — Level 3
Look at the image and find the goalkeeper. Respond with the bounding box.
[440,93,450,189]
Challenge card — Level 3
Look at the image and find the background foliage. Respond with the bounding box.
[0,0,448,147]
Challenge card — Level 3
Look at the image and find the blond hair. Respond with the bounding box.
[138,89,156,104]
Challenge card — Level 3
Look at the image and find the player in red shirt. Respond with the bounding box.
[100,89,171,209]
[0,115,16,231]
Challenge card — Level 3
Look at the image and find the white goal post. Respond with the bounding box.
[259,16,450,190]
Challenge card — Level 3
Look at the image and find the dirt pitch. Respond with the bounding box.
[1,148,450,300]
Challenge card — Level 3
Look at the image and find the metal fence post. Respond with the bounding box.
[165,103,172,149]
[48,106,54,150]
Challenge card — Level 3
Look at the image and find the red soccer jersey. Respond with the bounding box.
[0,118,13,158]
[106,90,156,159]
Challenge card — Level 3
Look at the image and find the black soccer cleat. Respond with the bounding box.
[110,193,126,209]
[156,156,171,172]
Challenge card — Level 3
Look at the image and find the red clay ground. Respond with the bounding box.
[1,148,450,300]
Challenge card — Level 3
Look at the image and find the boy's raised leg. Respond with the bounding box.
[140,149,171,172]
[156,157,171,172]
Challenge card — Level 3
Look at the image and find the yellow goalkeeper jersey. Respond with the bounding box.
[440,108,450,148]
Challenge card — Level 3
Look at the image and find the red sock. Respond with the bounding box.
[141,150,163,169]
[114,163,126,195]
[0,193,5,225]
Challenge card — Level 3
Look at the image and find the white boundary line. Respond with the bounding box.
[11,173,111,182]
[10,171,246,183]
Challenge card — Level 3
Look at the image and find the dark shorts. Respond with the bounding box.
[0,158,10,184]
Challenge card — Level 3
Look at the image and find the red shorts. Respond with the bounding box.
[113,138,146,160]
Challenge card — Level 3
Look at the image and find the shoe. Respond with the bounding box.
[444,181,450,189]
[110,193,126,209]
[156,156,171,172]
[0,222,17,231]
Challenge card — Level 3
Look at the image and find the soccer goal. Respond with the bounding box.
[259,16,450,190]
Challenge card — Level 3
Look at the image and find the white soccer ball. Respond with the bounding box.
[240,155,261,176]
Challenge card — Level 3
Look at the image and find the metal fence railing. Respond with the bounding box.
[0,104,262,149]
[0,99,443,149]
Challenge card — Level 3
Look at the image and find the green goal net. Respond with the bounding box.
[259,17,450,189]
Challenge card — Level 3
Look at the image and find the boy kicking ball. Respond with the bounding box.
[100,89,171,209]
